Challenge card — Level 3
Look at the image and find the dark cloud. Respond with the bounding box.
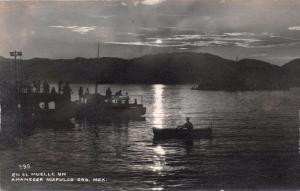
[1,0,300,65]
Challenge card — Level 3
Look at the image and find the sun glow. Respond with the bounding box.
[155,39,162,44]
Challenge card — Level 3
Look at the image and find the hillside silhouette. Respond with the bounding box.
[0,52,296,90]
[282,58,300,87]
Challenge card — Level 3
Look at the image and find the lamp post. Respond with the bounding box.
[9,50,23,131]
[10,50,23,94]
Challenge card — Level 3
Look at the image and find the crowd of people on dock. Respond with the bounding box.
[78,86,90,104]
[106,88,130,104]
[21,80,73,100]
[21,81,134,104]
[77,86,130,104]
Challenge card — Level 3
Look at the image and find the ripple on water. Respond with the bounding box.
[1,85,300,190]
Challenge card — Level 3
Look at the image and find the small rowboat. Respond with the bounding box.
[153,127,213,140]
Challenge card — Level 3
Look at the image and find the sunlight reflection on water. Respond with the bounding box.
[151,146,166,173]
[152,84,165,129]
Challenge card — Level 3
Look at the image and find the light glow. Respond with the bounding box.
[152,84,165,129]
[155,39,162,44]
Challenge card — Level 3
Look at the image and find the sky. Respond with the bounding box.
[1,0,300,65]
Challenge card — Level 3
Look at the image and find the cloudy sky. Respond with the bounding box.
[2,0,300,65]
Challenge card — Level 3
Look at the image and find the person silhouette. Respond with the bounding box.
[58,80,63,94]
[106,87,112,98]
[177,117,194,139]
[84,88,90,104]
[43,81,50,94]
[177,117,193,131]
[62,82,72,101]
[78,86,84,103]
[50,87,57,95]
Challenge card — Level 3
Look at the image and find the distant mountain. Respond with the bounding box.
[282,59,300,87]
[0,52,292,90]
[235,59,288,90]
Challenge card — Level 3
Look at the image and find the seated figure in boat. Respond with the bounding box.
[116,91,130,104]
[115,90,122,97]
[115,90,123,104]
[177,117,194,131]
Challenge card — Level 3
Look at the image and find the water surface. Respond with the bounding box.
[1,84,300,190]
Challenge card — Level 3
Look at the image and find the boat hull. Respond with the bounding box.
[75,102,146,122]
[153,127,212,140]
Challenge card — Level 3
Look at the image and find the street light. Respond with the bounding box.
[9,50,23,131]
[9,50,23,93]
[10,51,22,57]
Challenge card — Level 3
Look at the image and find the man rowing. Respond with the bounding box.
[177,117,194,139]
[177,117,193,131]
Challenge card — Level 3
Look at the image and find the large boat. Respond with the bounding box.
[74,43,147,122]
[74,93,146,121]
[153,127,213,140]
[19,85,76,125]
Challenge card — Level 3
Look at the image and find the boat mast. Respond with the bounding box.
[95,41,100,94]
[97,41,100,60]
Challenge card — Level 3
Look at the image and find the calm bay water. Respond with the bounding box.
[1,84,300,190]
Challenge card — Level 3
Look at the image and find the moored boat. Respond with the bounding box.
[153,127,213,140]
[75,94,146,122]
